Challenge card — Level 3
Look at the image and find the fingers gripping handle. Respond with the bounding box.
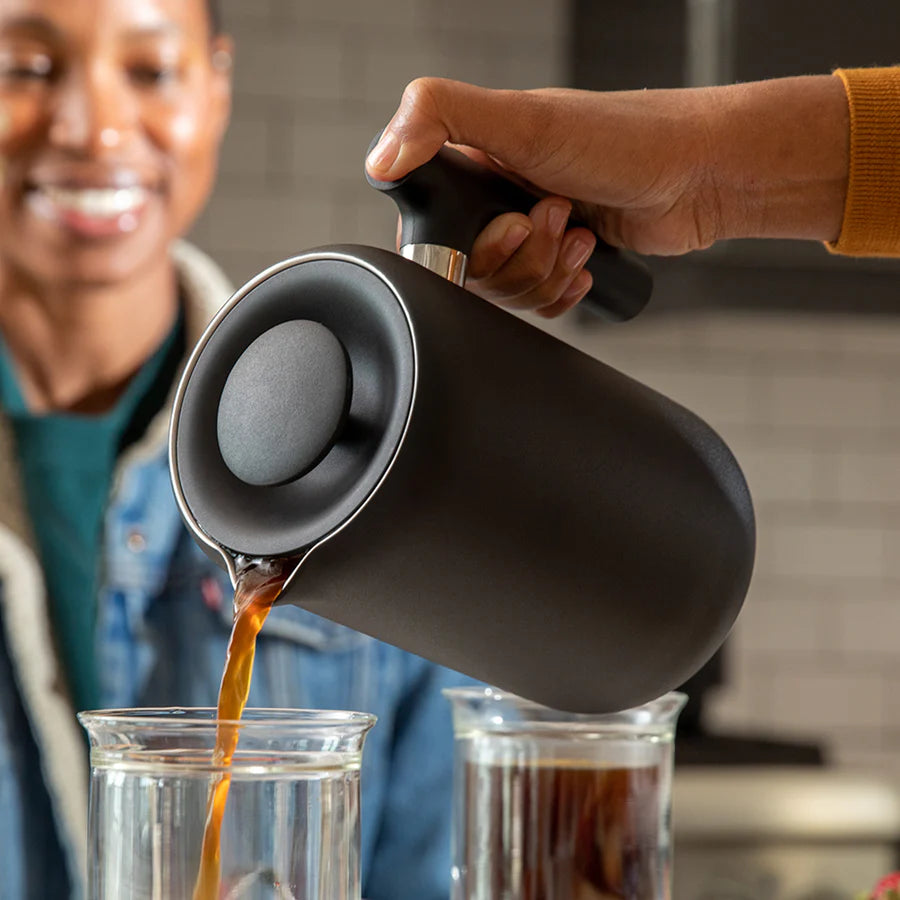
[365,133,653,322]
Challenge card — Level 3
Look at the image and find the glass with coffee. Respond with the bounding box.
[444,688,686,900]
[78,707,375,900]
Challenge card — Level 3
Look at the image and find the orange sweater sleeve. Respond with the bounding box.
[828,67,900,256]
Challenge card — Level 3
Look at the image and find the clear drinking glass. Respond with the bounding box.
[444,688,686,900]
[78,708,375,900]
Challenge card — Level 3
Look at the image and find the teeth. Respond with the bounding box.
[39,186,147,218]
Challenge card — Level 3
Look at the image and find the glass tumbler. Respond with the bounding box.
[444,688,686,900]
[78,708,375,900]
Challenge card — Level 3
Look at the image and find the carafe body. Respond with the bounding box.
[171,245,755,713]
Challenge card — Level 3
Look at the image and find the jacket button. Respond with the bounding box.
[126,530,147,553]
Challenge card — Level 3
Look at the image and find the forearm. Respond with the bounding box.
[702,75,850,243]
[369,69,897,316]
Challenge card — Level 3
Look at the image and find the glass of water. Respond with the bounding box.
[78,707,375,900]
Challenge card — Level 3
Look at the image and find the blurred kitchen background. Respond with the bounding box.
[190,1,900,895]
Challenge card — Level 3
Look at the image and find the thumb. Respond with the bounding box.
[366,78,539,182]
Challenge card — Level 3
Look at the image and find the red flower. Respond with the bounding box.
[872,872,900,899]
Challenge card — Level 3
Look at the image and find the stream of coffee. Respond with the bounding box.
[191,558,294,900]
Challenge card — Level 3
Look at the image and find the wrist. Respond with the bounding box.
[703,75,849,243]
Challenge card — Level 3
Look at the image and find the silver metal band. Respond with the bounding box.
[400,244,468,286]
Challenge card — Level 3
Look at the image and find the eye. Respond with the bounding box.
[0,52,54,83]
[128,63,179,88]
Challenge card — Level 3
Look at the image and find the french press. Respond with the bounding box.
[169,140,755,714]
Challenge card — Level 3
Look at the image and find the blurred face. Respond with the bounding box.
[0,0,231,287]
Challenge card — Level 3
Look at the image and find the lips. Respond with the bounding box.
[23,174,158,239]
[37,185,148,217]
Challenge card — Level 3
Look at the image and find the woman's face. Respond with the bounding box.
[0,0,231,287]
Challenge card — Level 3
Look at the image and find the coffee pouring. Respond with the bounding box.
[168,136,755,714]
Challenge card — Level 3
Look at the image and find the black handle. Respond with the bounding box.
[365,133,653,322]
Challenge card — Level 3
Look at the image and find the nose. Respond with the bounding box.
[48,62,136,154]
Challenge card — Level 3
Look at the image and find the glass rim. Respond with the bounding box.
[77,706,377,731]
[443,686,686,707]
[442,687,687,729]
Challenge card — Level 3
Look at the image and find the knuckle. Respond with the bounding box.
[401,77,444,117]
[518,253,555,287]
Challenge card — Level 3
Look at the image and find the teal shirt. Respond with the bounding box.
[0,315,184,711]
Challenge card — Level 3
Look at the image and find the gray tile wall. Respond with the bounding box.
[191,0,566,284]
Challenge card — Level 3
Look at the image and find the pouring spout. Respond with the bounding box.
[226,553,307,614]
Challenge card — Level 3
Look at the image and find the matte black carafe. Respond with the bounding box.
[169,142,755,714]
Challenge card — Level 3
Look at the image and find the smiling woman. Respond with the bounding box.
[0,3,234,894]
[0,0,231,299]
[0,4,475,900]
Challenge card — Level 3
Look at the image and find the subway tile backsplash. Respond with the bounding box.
[193,0,564,286]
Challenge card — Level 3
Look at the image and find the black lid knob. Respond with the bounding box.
[217,320,351,487]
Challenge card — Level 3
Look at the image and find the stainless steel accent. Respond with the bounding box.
[400,244,468,286]
[685,0,735,87]
[168,249,420,591]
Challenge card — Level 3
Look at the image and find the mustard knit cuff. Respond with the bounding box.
[828,67,900,257]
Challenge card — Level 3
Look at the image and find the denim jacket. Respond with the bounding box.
[0,243,472,900]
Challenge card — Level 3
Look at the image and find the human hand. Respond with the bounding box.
[367,76,848,316]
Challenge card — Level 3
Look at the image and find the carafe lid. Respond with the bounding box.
[170,251,415,560]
